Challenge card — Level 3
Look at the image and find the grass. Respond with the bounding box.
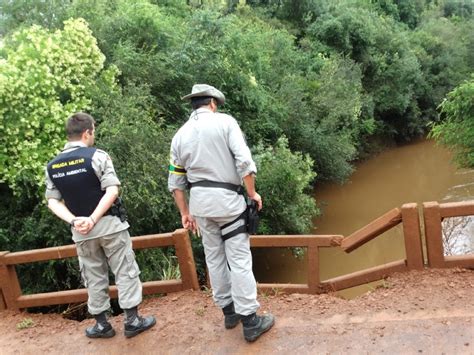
[16,318,34,330]
[195,307,205,317]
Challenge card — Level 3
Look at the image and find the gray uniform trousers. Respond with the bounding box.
[195,214,260,316]
[76,229,142,315]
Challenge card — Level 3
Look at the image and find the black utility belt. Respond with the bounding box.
[189,180,244,195]
[189,180,259,239]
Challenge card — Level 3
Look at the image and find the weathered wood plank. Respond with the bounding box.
[250,235,343,248]
[3,234,175,265]
[132,234,174,250]
[172,229,199,291]
[16,280,183,308]
[0,252,9,311]
[402,203,424,270]
[307,246,319,293]
[257,283,310,294]
[341,208,402,253]
[423,202,445,268]
[440,201,474,218]
[444,255,474,269]
[320,260,407,292]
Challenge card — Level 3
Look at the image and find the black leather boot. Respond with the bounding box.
[85,311,116,338]
[241,313,275,342]
[222,302,241,329]
[124,307,156,338]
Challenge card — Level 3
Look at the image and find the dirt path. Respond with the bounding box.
[1,268,473,354]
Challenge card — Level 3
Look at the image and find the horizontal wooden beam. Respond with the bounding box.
[250,235,343,248]
[439,201,474,218]
[341,208,402,253]
[15,280,183,309]
[3,233,175,265]
[444,255,474,269]
[257,283,310,294]
[320,260,407,292]
[3,245,77,265]
[132,234,174,250]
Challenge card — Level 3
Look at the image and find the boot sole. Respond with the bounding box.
[85,328,116,339]
[244,318,275,342]
[124,318,157,338]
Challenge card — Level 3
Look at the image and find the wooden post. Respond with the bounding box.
[172,229,199,291]
[0,252,7,310]
[307,246,320,294]
[401,203,424,270]
[0,252,22,310]
[423,202,445,268]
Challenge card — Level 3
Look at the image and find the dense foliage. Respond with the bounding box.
[0,18,115,197]
[430,77,474,168]
[0,0,472,295]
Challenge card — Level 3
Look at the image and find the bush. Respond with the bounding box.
[430,77,474,168]
[253,137,319,235]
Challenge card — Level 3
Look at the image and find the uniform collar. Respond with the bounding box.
[189,107,213,120]
[63,141,88,151]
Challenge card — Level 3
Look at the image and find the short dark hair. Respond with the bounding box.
[66,112,95,140]
[191,96,214,110]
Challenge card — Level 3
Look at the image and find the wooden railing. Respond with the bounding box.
[424,201,474,269]
[1,200,473,310]
[250,234,343,294]
[250,203,424,294]
[0,229,199,311]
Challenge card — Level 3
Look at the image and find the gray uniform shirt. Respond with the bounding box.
[45,141,130,242]
[168,108,257,217]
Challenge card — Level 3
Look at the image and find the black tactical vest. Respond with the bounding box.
[47,147,104,216]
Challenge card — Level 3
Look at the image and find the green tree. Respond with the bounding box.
[0,0,71,35]
[306,5,423,140]
[410,16,474,122]
[430,77,474,167]
[0,18,116,197]
[253,137,319,234]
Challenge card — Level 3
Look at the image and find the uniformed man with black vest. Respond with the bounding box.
[45,112,155,338]
[168,84,275,342]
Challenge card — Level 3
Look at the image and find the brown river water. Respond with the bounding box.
[252,139,474,297]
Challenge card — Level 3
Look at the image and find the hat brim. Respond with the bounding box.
[181,92,225,105]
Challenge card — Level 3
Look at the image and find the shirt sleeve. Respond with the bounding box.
[227,117,257,179]
[92,150,121,190]
[44,168,62,200]
[168,135,188,192]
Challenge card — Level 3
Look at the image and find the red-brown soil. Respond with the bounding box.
[1,268,473,354]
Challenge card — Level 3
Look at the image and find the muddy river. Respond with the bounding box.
[253,139,474,297]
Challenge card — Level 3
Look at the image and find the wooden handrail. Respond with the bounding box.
[424,201,474,269]
[439,200,474,218]
[341,208,402,253]
[2,233,175,265]
[1,200,473,311]
[320,260,407,292]
[250,235,343,248]
[0,229,199,311]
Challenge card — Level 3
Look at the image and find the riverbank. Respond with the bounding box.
[1,268,472,354]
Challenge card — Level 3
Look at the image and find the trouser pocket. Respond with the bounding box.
[125,250,140,279]
[76,243,90,288]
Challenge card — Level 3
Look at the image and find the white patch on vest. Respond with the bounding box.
[66,168,87,176]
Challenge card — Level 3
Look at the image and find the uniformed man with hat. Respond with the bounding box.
[168,84,275,342]
[45,112,155,338]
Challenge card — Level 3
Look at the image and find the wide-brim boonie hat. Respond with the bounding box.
[181,84,225,105]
